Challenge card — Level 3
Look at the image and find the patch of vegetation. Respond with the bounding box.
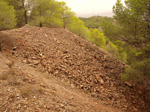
[37,86,44,94]
[20,86,32,97]
[0,0,16,30]
[0,60,21,85]
[113,0,150,81]
[0,71,9,80]
[121,59,150,82]
[0,60,15,80]
[79,16,114,29]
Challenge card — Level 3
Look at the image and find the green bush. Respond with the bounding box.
[103,41,118,56]
[121,58,150,82]
[0,1,16,30]
[68,16,90,38]
[89,28,106,47]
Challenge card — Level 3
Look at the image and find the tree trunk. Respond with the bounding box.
[24,10,28,24]
[0,42,1,52]
[63,18,66,28]
[40,22,43,27]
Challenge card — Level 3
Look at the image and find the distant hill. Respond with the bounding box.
[79,16,114,28]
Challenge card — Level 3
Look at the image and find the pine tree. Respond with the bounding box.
[0,1,16,30]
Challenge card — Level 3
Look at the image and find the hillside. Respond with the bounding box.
[0,53,122,112]
[0,25,149,112]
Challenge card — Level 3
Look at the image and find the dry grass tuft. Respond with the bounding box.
[37,86,44,94]
[20,86,32,97]
[6,60,14,68]
[0,63,20,85]
[0,60,15,80]
[8,75,19,85]
[0,71,9,80]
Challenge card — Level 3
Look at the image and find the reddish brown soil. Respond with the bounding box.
[0,53,122,112]
[0,25,149,112]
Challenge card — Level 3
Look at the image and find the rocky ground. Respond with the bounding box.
[0,53,122,112]
[0,25,150,112]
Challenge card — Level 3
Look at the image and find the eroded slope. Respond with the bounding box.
[0,25,149,112]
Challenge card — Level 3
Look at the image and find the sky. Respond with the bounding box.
[56,0,125,17]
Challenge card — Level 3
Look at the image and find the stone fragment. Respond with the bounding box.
[70,84,75,88]
[32,57,37,60]
[23,60,27,63]
[125,82,132,87]
[96,74,104,84]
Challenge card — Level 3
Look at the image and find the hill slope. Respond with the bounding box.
[0,25,149,112]
[0,53,122,112]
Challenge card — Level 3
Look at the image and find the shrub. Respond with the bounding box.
[0,1,16,30]
[0,71,9,80]
[89,28,106,47]
[20,86,32,97]
[121,58,150,82]
[103,41,118,56]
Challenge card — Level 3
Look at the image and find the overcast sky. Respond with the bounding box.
[56,0,125,17]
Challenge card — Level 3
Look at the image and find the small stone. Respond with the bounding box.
[32,60,39,65]
[70,84,75,88]
[80,85,84,88]
[29,64,32,66]
[32,57,37,60]
[96,74,104,84]
[133,107,138,112]
[125,82,132,87]
[54,71,59,74]
[111,82,114,86]
[24,105,27,108]
[48,67,52,72]
[17,97,20,100]
[45,34,48,37]
[54,38,57,42]
[13,47,17,51]
[39,53,43,57]
[16,94,20,97]
[106,76,109,80]
[99,79,104,84]
[23,60,27,63]
[7,88,11,92]
[44,105,47,109]
[60,103,65,107]
[42,55,46,59]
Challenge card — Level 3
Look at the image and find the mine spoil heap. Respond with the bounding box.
[1,25,150,112]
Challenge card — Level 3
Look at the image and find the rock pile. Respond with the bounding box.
[1,25,149,112]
